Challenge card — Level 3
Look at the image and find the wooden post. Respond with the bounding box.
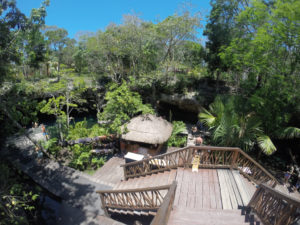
[231,149,239,170]
[185,147,192,168]
[123,166,128,180]
[247,186,262,208]
[99,194,109,217]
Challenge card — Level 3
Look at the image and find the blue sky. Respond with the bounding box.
[17,0,211,39]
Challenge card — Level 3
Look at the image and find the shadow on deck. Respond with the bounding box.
[3,134,113,225]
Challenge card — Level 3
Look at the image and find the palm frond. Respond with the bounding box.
[257,135,277,155]
[275,127,300,139]
[199,109,216,127]
[209,96,225,121]
[171,121,187,136]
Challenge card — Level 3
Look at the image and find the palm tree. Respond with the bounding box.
[199,96,300,155]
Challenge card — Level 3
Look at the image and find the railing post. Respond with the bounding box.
[185,147,192,168]
[247,186,262,208]
[230,149,239,170]
[99,193,109,217]
[123,166,128,180]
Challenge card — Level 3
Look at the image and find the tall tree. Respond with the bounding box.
[220,0,300,92]
[98,81,154,133]
[44,26,69,72]
[204,0,248,89]
[0,0,49,81]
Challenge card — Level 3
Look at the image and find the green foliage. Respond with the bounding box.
[0,0,49,82]
[69,144,106,171]
[220,0,300,91]
[204,0,245,75]
[91,157,106,169]
[67,120,90,140]
[40,96,66,117]
[0,81,44,138]
[67,120,107,140]
[257,135,276,155]
[0,161,41,224]
[167,121,187,147]
[99,81,154,134]
[41,138,60,156]
[199,96,276,154]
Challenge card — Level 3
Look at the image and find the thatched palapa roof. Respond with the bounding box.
[121,114,173,144]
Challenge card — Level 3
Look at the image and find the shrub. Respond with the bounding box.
[167,121,187,147]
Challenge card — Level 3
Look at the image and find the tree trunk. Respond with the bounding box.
[66,91,70,129]
[58,121,64,142]
[46,62,50,76]
[216,70,220,93]
[151,81,157,108]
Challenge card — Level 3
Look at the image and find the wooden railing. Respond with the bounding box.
[96,184,172,216]
[121,146,279,187]
[151,181,177,225]
[236,150,277,187]
[248,184,300,225]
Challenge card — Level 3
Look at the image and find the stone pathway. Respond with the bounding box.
[2,127,114,225]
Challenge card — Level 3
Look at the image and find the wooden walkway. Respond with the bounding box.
[173,168,256,210]
[3,128,117,225]
[90,156,125,187]
[103,165,257,224]
[168,168,257,225]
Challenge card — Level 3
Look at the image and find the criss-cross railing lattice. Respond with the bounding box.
[121,146,278,187]
[248,184,300,225]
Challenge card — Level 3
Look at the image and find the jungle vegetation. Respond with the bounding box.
[0,0,300,223]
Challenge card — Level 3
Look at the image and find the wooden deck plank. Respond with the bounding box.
[188,179,196,195]
[195,169,203,208]
[168,169,177,184]
[179,170,190,207]
[223,169,238,209]
[178,188,188,207]
[208,170,217,209]
[93,157,125,187]
[228,170,244,207]
[187,194,196,208]
[187,179,196,208]
[174,168,184,206]
[232,170,251,206]
[212,169,223,209]
[202,169,211,208]
[217,169,232,209]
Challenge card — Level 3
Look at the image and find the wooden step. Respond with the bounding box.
[232,170,255,206]
[107,208,156,216]
[113,169,177,190]
[168,207,251,225]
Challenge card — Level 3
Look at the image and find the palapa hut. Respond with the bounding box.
[120,114,173,156]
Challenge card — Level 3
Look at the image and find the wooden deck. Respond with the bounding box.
[95,157,257,210]
[91,156,125,187]
[173,168,256,210]
[168,168,257,225]
[95,157,258,224]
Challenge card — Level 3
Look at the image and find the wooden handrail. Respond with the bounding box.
[236,150,279,187]
[151,181,177,225]
[121,146,279,187]
[97,184,172,216]
[120,146,239,167]
[96,184,171,194]
[248,184,300,225]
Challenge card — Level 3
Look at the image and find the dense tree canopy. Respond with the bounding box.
[0,2,300,222]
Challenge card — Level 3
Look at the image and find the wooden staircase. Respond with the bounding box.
[99,170,177,216]
[114,169,177,190]
[168,207,259,225]
[96,146,300,225]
